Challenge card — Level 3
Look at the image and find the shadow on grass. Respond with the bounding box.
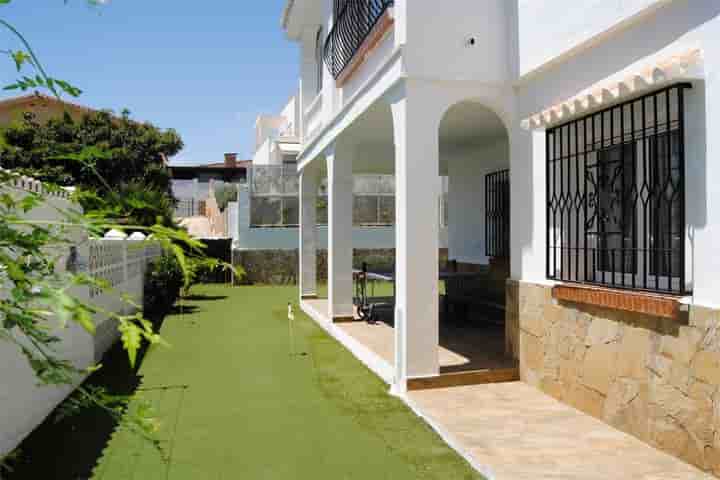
[181,294,228,302]
[168,304,200,315]
[4,313,168,480]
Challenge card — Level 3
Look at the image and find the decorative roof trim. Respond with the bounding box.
[522,49,703,130]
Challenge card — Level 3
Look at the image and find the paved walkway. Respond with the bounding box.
[303,298,709,478]
[409,382,711,480]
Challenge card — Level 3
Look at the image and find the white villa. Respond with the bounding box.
[282,0,720,475]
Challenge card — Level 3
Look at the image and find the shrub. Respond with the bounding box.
[143,254,184,317]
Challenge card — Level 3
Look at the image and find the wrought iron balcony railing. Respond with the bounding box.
[323,0,394,80]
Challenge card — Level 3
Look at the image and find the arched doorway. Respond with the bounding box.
[428,100,518,384]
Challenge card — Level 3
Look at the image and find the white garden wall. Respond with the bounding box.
[0,176,161,457]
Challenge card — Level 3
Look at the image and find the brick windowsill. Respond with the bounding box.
[551,283,684,319]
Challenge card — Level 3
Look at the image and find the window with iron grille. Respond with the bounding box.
[486,169,510,258]
[546,83,691,294]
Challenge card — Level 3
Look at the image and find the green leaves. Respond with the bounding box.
[4,75,83,97]
[118,314,168,369]
[119,319,142,368]
[10,50,31,71]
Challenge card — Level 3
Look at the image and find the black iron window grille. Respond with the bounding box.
[546,83,691,295]
[486,169,510,258]
[324,0,394,79]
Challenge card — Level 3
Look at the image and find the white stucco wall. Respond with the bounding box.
[0,180,160,457]
[517,0,671,76]
[447,139,509,265]
[514,1,720,307]
[401,0,511,83]
[253,138,274,166]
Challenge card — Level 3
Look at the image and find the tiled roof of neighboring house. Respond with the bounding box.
[0,92,146,128]
[169,160,250,171]
[168,161,251,181]
[0,92,98,116]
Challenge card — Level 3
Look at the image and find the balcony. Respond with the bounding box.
[323,0,394,81]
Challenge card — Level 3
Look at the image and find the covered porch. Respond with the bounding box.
[298,79,521,391]
[302,297,518,390]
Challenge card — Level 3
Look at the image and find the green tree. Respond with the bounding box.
[0,109,183,225]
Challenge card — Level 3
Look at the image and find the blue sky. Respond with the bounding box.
[0,0,298,165]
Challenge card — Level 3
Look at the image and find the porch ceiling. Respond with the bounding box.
[323,101,508,175]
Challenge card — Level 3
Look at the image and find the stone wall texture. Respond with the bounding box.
[234,248,449,285]
[506,279,720,476]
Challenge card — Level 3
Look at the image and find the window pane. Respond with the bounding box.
[650,131,682,277]
[597,143,636,273]
[317,196,328,225]
[354,175,378,194]
[318,178,328,196]
[252,167,283,195]
[250,197,282,226]
[354,195,379,225]
[282,167,299,195]
[378,175,395,194]
[378,196,395,225]
[283,197,299,226]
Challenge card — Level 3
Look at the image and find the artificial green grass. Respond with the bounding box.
[92,285,483,479]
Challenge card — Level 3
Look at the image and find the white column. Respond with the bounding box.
[689,63,720,307]
[326,146,354,321]
[509,126,546,283]
[390,83,440,387]
[299,167,318,299]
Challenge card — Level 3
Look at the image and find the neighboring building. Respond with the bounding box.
[169,153,248,219]
[253,95,302,167]
[283,0,720,475]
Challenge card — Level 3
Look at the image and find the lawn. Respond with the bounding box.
[91,284,482,479]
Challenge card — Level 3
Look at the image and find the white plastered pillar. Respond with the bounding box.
[326,145,354,321]
[390,81,440,389]
[509,125,547,283]
[299,165,318,299]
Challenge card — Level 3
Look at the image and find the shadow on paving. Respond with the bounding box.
[4,311,177,480]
